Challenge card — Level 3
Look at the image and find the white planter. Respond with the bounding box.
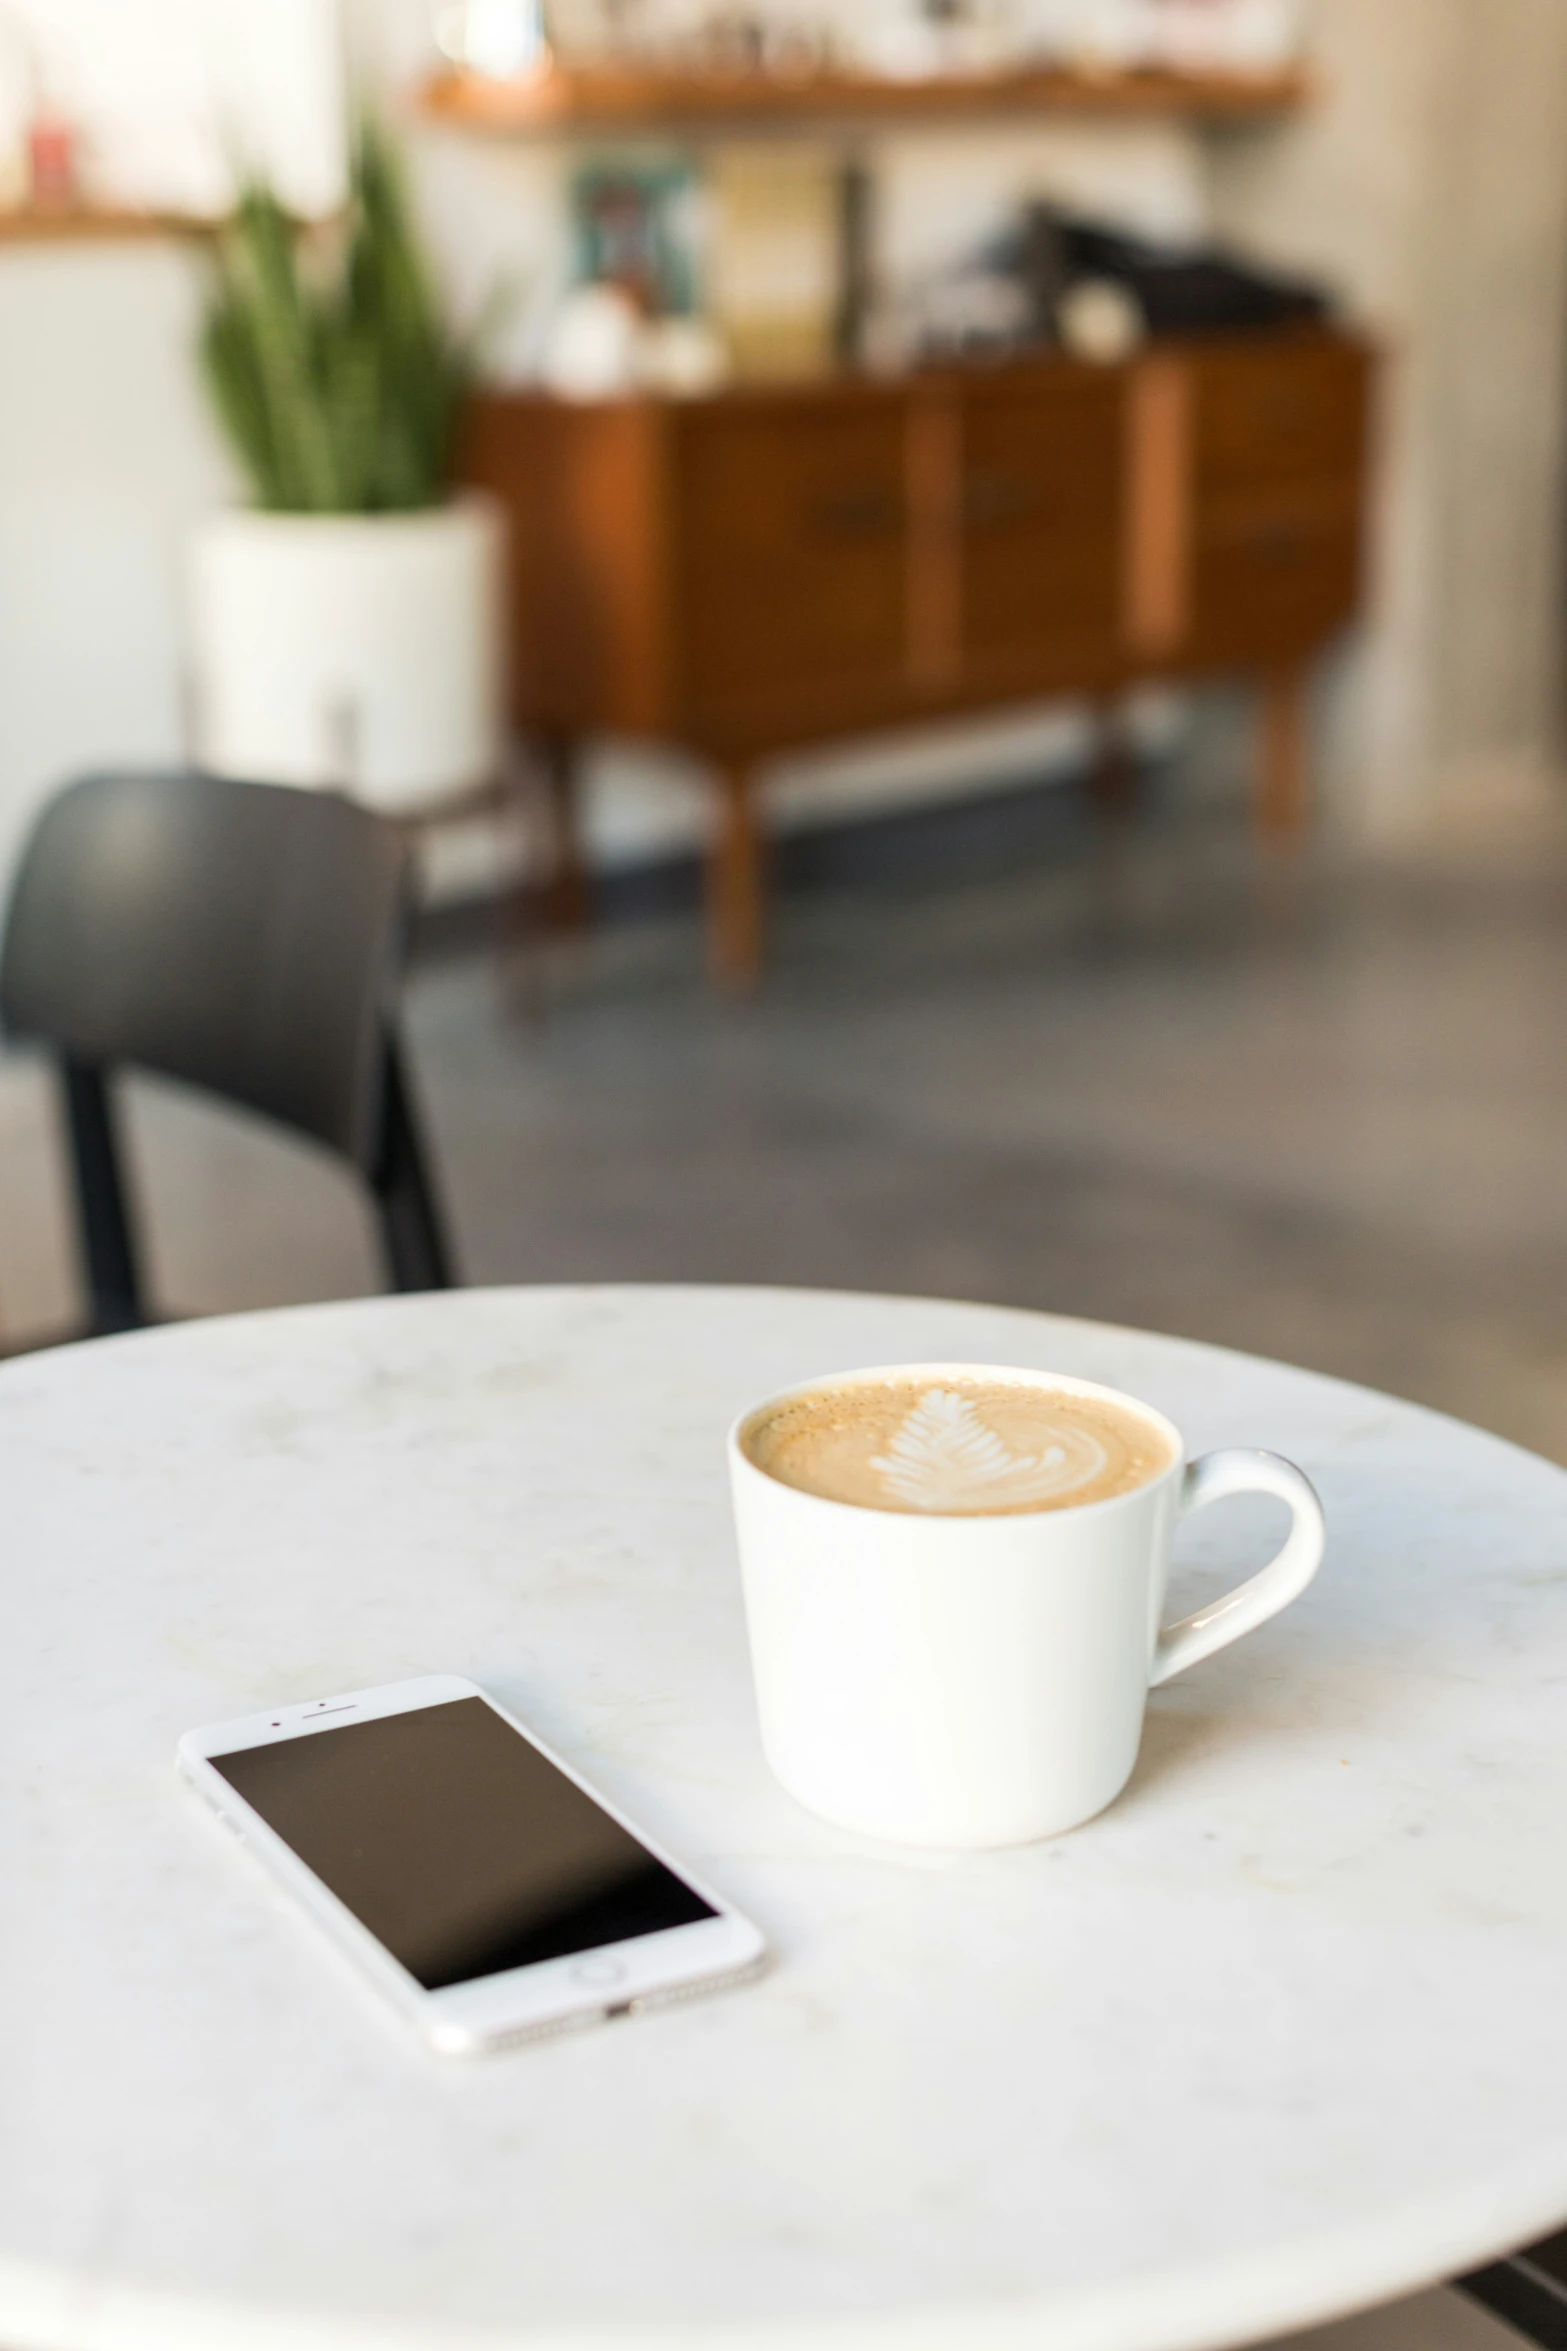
[187,499,505,817]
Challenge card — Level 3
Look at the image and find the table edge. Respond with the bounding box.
[1,1280,1554,1490]
[6,2147,1567,2351]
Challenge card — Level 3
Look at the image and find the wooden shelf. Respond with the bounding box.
[422,58,1312,135]
[0,206,212,244]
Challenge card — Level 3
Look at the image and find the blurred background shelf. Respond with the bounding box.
[420,60,1313,136]
[0,207,210,243]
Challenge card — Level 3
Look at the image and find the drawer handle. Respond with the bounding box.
[961,475,1043,530]
[1240,519,1313,565]
[810,488,903,538]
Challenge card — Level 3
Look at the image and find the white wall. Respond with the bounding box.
[0,241,235,888]
[1207,0,1567,831]
[0,0,341,894]
[0,0,345,214]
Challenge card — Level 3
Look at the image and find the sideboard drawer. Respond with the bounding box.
[958,371,1124,683]
[677,402,908,722]
[1195,339,1369,497]
[1190,485,1363,661]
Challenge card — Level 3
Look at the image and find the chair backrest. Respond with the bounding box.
[0,771,408,1173]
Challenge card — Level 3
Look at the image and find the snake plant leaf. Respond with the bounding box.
[200,116,475,514]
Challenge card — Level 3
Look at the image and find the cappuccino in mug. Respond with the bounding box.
[730,1360,1326,1847]
[744,1374,1173,1517]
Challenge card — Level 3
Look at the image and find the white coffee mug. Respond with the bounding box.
[729,1363,1326,1848]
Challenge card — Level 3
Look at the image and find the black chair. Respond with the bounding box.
[1461,2240,1567,2347]
[0,771,453,1336]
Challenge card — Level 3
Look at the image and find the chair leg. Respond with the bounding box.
[1088,701,1140,821]
[372,1039,455,1294]
[534,732,591,933]
[61,1057,146,1336]
[1460,2247,1567,2348]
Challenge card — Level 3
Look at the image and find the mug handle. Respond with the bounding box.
[1150,1449,1325,1688]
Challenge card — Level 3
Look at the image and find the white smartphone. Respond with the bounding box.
[177,1674,767,2055]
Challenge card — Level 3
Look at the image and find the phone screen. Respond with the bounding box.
[212,1697,716,1991]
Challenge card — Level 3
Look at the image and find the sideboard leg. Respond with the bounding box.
[1089,700,1138,819]
[536,734,591,931]
[708,761,766,990]
[1256,663,1311,841]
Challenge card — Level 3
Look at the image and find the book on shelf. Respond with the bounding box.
[706,142,843,381]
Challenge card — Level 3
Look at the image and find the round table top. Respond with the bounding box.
[8,1285,1567,2351]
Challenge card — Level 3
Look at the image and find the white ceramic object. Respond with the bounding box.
[1058,277,1146,363]
[639,315,731,397]
[539,282,646,399]
[432,0,548,78]
[1151,0,1304,69]
[187,499,505,816]
[10,1285,1567,2351]
[732,1363,1325,1847]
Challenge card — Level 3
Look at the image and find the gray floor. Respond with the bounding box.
[0,780,1556,2349]
[9,782,1564,1463]
[418,808,1567,1465]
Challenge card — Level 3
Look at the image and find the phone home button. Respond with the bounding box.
[570,1956,627,1990]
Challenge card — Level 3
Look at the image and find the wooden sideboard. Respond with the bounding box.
[463,325,1372,984]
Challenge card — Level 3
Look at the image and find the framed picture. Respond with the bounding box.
[570,153,702,317]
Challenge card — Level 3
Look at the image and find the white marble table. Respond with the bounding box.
[6,1285,1567,2351]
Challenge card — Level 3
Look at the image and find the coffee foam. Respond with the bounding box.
[744,1376,1173,1517]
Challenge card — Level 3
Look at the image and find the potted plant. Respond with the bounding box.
[188,117,503,816]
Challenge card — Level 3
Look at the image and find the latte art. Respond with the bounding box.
[870,1388,1108,1512]
[744,1374,1173,1517]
